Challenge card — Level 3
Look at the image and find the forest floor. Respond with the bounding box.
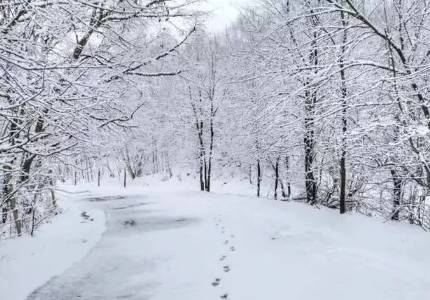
[2,176,430,300]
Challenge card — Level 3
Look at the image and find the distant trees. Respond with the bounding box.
[177,32,231,192]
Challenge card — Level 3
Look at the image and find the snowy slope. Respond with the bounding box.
[0,189,106,300]
[3,177,430,300]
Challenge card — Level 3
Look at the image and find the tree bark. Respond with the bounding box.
[257,159,262,197]
[206,105,215,192]
[390,169,402,221]
[304,19,319,205]
[285,156,291,198]
[339,9,348,215]
[274,157,280,200]
[3,170,22,236]
[304,113,317,204]
[124,169,127,188]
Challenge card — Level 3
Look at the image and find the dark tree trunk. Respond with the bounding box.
[390,169,402,221]
[274,157,280,200]
[124,148,137,180]
[193,103,205,191]
[125,164,136,180]
[2,168,22,236]
[304,23,319,205]
[206,159,212,192]
[339,152,347,214]
[191,89,207,192]
[2,206,7,224]
[339,76,347,214]
[199,162,204,191]
[124,169,127,188]
[304,117,317,204]
[285,156,291,198]
[206,113,214,192]
[257,159,261,197]
[204,158,208,191]
[280,180,286,198]
[20,154,36,184]
[339,8,348,215]
[73,9,107,60]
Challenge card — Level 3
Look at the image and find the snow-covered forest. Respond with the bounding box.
[3,1,430,299]
[3,0,430,236]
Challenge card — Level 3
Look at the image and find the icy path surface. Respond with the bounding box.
[27,184,430,300]
[0,190,105,300]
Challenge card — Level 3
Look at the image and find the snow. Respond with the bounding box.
[0,190,106,300]
[3,176,430,300]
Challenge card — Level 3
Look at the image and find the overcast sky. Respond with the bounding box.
[204,0,254,32]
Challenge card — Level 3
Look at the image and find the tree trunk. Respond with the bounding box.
[206,159,212,192]
[190,87,208,192]
[2,105,22,235]
[2,205,7,224]
[339,8,348,215]
[124,169,127,188]
[285,156,291,198]
[304,25,319,205]
[304,116,317,204]
[274,157,280,200]
[390,169,402,221]
[124,147,137,180]
[48,169,57,209]
[199,161,205,191]
[3,171,22,236]
[204,158,208,191]
[206,113,215,192]
[165,152,173,178]
[257,159,262,197]
[5,183,21,236]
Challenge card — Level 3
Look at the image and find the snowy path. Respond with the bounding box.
[26,187,430,300]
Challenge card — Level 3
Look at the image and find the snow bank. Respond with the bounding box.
[215,197,430,300]
[0,189,106,300]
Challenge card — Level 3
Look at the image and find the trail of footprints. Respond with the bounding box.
[213,214,236,300]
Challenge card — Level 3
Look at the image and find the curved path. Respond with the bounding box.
[27,192,230,300]
[26,188,430,300]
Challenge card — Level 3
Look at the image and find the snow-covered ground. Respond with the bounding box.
[0,188,106,300]
[2,176,430,300]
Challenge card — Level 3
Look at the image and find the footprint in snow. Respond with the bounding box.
[230,246,235,252]
[212,278,221,287]
[221,293,229,299]
[223,266,230,273]
[224,240,229,245]
[219,255,226,261]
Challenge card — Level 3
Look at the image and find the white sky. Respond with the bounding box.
[204,0,255,32]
